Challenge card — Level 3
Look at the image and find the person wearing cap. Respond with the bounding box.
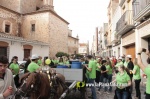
[0,56,16,99]
[115,57,123,73]
[126,55,134,94]
[27,55,40,72]
[137,48,150,99]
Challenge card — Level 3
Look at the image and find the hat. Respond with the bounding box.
[31,54,39,59]
[126,55,132,58]
[118,57,122,60]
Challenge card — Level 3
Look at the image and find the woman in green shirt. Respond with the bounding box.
[132,58,141,99]
[58,57,64,65]
[106,58,113,92]
[9,58,20,88]
[114,65,131,99]
[137,48,150,99]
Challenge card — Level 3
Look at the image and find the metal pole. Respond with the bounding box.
[59,81,77,99]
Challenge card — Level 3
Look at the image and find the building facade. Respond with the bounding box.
[0,0,75,60]
[133,0,150,66]
[79,43,89,55]
[68,30,79,55]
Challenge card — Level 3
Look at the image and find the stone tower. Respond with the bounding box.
[40,0,54,10]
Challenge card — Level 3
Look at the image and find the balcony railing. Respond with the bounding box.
[133,0,150,21]
[119,0,126,6]
[116,10,134,35]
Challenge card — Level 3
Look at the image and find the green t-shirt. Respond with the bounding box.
[106,65,112,74]
[58,62,64,65]
[37,59,42,66]
[96,63,101,71]
[65,61,69,64]
[10,63,19,75]
[116,71,130,89]
[88,60,96,79]
[27,62,40,72]
[115,61,123,68]
[133,65,141,80]
[124,61,128,68]
[144,66,150,94]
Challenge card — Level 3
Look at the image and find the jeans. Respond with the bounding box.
[108,74,112,92]
[88,79,97,99]
[98,76,108,92]
[116,90,129,99]
[95,70,101,83]
[134,79,141,99]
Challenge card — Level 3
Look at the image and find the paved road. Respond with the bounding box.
[65,76,147,99]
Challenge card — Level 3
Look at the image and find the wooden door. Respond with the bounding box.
[126,44,135,60]
[24,49,30,59]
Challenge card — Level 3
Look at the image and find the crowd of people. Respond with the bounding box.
[0,48,150,99]
[83,48,150,99]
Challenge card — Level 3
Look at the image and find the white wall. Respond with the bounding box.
[9,41,24,61]
[32,45,49,58]
[111,6,121,42]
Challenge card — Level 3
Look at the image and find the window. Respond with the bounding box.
[5,24,10,33]
[0,47,7,57]
[36,7,40,10]
[31,24,35,32]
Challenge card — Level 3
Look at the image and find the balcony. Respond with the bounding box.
[116,10,134,36]
[133,0,150,22]
[119,0,125,6]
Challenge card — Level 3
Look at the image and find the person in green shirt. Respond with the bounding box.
[9,58,20,88]
[95,58,102,83]
[137,48,150,99]
[106,59,113,92]
[132,58,141,99]
[84,55,96,99]
[27,54,40,72]
[37,56,42,66]
[58,57,64,65]
[113,65,131,99]
[115,57,123,73]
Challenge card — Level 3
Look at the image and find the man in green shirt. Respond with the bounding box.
[137,48,150,99]
[27,54,40,72]
[84,55,96,99]
[37,56,42,66]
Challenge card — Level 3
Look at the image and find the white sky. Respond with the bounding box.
[54,0,109,46]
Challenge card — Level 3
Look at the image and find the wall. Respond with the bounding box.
[22,12,50,43]
[136,20,150,66]
[0,0,21,13]
[20,0,37,14]
[0,8,20,36]
[49,12,69,57]
[68,36,79,55]
[122,31,135,46]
